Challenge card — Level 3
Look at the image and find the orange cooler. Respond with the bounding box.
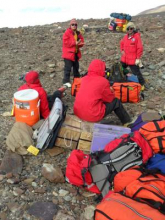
[14,89,40,126]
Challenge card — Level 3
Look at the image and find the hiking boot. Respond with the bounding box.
[63,82,71,88]
[99,118,114,125]
[141,85,145,91]
[144,82,150,90]
[123,116,138,127]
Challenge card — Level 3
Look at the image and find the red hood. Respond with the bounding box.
[127,32,141,38]
[25,71,41,86]
[66,28,80,36]
[66,28,74,35]
[88,59,106,77]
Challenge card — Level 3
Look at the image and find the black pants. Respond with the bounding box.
[121,62,145,85]
[104,98,131,124]
[63,54,80,84]
[47,90,62,110]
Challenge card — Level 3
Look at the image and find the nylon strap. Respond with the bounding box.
[94,209,113,220]
[153,121,164,152]
[120,85,129,102]
[127,86,129,102]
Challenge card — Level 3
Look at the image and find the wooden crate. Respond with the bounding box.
[77,131,93,152]
[55,114,93,151]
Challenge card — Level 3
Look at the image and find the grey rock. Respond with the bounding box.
[50,73,55,78]
[58,189,69,197]
[31,182,37,187]
[41,163,65,183]
[148,65,156,70]
[54,211,75,220]
[0,174,5,181]
[0,151,23,175]
[157,60,165,67]
[84,205,95,220]
[48,64,56,68]
[28,201,58,220]
[64,195,72,202]
[142,72,150,76]
[7,202,20,214]
[13,187,24,196]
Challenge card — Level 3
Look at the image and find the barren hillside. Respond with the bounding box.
[0,13,165,219]
[138,4,165,15]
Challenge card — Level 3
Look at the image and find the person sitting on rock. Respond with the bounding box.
[74,59,131,125]
[18,71,62,119]
[62,18,84,88]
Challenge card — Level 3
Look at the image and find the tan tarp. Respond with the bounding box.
[6,122,33,155]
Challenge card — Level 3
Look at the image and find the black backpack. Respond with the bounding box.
[106,62,126,85]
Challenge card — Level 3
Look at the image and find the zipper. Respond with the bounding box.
[102,144,141,164]
[106,197,152,220]
[121,160,142,171]
[149,184,165,199]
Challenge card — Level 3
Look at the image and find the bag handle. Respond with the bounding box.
[133,186,165,201]
[120,84,129,102]
[132,187,165,213]
[94,209,113,220]
[154,121,165,132]
[81,155,92,187]
[146,136,165,152]
[141,121,165,133]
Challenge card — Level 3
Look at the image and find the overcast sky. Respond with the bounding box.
[0,0,164,28]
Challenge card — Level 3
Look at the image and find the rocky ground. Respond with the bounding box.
[0,13,165,220]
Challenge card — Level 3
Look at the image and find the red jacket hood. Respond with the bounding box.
[127,32,141,39]
[65,28,80,35]
[25,71,41,86]
[87,59,106,77]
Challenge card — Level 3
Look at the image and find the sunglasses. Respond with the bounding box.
[127,27,134,31]
[71,24,77,26]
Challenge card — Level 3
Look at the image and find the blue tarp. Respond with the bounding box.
[110,13,132,21]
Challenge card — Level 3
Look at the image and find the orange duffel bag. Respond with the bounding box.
[114,166,165,214]
[115,18,126,27]
[71,77,82,96]
[94,193,165,220]
[139,120,165,153]
[112,82,142,103]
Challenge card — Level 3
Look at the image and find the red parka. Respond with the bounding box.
[74,59,115,122]
[18,71,50,119]
[120,32,143,65]
[62,28,84,61]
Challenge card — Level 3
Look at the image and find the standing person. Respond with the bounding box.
[62,18,84,87]
[120,22,148,89]
[74,59,131,125]
[18,71,62,119]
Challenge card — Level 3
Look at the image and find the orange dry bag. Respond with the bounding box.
[112,82,141,103]
[71,78,82,96]
[139,120,165,153]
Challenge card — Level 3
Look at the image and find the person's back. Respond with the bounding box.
[74,59,115,122]
[18,71,50,119]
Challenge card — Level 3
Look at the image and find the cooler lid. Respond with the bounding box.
[14,89,39,101]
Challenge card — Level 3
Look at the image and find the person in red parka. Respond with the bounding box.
[18,71,62,119]
[74,59,131,125]
[120,22,146,87]
[62,18,84,87]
